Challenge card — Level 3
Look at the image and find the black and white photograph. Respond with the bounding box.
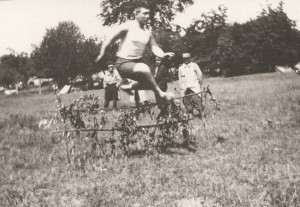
[0,0,300,206]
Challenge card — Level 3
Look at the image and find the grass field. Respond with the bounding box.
[0,72,300,207]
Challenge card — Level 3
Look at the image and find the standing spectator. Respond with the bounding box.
[103,65,122,108]
[154,57,169,107]
[178,53,203,117]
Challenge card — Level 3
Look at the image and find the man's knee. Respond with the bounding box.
[133,63,150,74]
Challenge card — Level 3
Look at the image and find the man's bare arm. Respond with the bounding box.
[95,25,128,62]
[149,35,174,59]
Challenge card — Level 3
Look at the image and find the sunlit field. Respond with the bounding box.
[0,72,300,207]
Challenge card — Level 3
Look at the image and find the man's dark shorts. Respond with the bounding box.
[115,57,142,78]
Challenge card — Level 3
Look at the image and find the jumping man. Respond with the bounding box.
[95,5,175,101]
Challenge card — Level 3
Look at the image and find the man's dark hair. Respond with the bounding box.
[133,3,150,16]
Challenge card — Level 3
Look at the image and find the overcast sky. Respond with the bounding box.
[0,0,299,56]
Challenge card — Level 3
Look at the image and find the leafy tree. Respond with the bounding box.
[0,53,36,87]
[78,37,101,76]
[99,0,194,29]
[217,2,300,76]
[182,6,228,75]
[182,2,300,76]
[32,21,87,87]
[251,2,300,70]
[0,55,17,87]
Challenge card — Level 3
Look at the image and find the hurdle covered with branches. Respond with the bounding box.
[48,86,220,170]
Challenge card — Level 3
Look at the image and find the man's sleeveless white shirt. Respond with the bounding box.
[117,20,151,60]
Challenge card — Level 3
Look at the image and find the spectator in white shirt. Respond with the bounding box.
[178,53,204,117]
[103,65,122,108]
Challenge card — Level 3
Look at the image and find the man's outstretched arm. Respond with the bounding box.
[149,35,174,59]
[95,25,128,62]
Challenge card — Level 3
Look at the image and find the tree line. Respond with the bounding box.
[0,1,299,88]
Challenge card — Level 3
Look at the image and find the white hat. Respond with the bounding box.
[108,64,114,68]
[182,53,191,58]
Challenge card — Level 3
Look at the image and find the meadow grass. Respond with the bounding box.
[0,72,299,207]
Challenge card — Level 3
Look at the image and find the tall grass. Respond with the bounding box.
[0,72,299,206]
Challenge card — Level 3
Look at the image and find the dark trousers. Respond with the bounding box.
[104,84,118,108]
[134,90,140,107]
[104,100,117,108]
[182,88,203,114]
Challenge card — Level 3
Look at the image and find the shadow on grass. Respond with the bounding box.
[127,141,197,158]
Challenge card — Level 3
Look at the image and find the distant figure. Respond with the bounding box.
[178,53,203,117]
[103,65,122,108]
[4,87,18,95]
[95,4,175,101]
[154,56,169,107]
[92,71,105,88]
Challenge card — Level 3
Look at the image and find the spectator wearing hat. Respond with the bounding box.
[154,56,169,107]
[178,53,203,117]
[103,65,122,108]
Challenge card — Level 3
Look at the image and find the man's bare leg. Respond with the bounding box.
[119,63,174,101]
